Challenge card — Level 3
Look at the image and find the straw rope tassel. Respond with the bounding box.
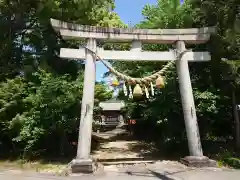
[156,76,165,88]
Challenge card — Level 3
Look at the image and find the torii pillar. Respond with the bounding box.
[51,19,216,173]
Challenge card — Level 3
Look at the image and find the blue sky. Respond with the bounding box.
[95,0,157,82]
[114,0,157,25]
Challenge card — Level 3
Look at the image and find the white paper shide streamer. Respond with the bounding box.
[123,82,128,96]
[150,82,154,96]
[128,85,133,99]
[144,86,149,99]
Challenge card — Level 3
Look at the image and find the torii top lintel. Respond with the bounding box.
[50,19,215,44]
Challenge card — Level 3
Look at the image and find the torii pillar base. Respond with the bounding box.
[71,158,97,174]
[180,156,217,168]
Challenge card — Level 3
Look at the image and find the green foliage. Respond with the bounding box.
[0,69,112,157]
[218,151,240,169]
[224,158,240,168]
[111,0,240,159]
[13,70,82,156]
[0,77,28,139]
[140,0,194,28]
[0,0,123,81]
[0,0,117,158]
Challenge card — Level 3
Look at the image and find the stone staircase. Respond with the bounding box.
[91,140,148,164]
[92,127,128,141]
[91,125,151,165]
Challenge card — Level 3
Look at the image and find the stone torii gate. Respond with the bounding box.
[51,19,216,173]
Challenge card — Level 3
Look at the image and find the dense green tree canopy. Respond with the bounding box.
[0,0,117,157]
[111,0,240,155]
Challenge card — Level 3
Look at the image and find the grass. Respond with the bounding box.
[215,150,240,169]
[218,158,240,169]
[0,159,70,176]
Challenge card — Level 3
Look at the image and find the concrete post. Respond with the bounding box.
[131,40,142,51]
[71,38,97,173]
[175,41,203,157]
[176,41,216,167]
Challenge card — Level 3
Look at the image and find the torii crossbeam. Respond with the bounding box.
[51,19,216,173]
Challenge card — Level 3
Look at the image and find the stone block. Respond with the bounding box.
[180,156,217,168]
[70,158,97,173]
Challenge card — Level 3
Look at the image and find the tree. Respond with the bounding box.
[221,60,240,149]
[0,0,120,158]
[0,69,112,157]
[191,0,240,149]
[110,0,240,156]
[0,0,122,80]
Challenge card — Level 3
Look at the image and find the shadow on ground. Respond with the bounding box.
[90,124,240,163]
[125,170,176,180]
[122,168,195,180]
[128,138,240,160]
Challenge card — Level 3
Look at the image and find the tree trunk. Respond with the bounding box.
[232,90,240,150]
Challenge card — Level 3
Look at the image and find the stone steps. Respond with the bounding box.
[100,160,155,166]
[92,128,128,141]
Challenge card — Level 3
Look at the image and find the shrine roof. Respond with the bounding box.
[99,99,125,111]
